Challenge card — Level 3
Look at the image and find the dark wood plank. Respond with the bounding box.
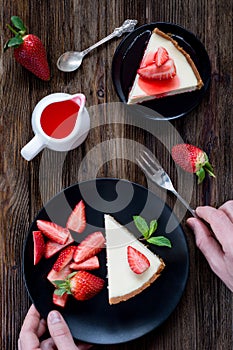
[1,0,233,349]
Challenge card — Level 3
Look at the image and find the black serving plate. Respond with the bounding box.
[23,178,189,344]
[112,22,211,119]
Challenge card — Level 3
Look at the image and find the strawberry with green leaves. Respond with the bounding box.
[4,16,50,81]
[54,271,105,301]
[171,143,215,184]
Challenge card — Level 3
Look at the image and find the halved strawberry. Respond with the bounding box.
[70,256,100,270]
[52,245,76,272]
[53,291,68,307]
[73,231,105,263]
[37,220,69,245]
[47,264,72,286]
[66,200,86,233]
[154,47,169,67]
[137,58,176,81]
[127,246,150,274]
[44,232,74,259]
[54,271,105,301]
[33,231,45,265]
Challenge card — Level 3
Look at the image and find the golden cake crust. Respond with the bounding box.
[109,259,165,305]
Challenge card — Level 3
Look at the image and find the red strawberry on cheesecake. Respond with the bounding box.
[172,143,215,184]
[137,46,176,81]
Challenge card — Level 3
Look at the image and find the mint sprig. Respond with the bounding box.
[133,215,171,248]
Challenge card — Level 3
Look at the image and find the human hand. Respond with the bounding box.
[18,304,93,350]
[187,200,233,292]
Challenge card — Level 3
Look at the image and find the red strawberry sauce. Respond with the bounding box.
[138,51,180,96]
[40,99,80,139]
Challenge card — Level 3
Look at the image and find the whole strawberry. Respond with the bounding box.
[4,16,50,80]
[171,143,215,184]
[54,271,105,301]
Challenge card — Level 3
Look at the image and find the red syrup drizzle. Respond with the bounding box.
[40,99,80,139]
[138,51,180,97]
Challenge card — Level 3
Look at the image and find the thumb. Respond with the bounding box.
[47,310,77,350]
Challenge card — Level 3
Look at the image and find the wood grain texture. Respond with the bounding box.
[1,0,233,349]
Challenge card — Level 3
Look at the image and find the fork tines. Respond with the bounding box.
[137,151,162,179]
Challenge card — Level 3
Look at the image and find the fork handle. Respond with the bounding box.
[172,190,197,218]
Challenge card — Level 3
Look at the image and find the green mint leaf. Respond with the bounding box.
[148,219,158,237]
[147,236,172,248]
[133,216,149,237]
[11,16,26,33]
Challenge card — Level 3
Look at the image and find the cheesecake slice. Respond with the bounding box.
[127,28,203,104]
[104,214,165,305]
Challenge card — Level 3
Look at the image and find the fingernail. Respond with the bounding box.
[186,218,195,228]
[49,310,62,324]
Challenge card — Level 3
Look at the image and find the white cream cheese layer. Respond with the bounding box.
[104,214,162,300]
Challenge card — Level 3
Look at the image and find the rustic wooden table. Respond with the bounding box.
[1,0,233,349]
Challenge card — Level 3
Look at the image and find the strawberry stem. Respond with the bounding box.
[6,24,18,36]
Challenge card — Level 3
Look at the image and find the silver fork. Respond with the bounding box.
[137,151,197,218]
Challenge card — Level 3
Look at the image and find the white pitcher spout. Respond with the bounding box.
[71,93,86,112]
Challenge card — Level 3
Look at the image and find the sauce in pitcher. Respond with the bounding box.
[40,99,80,139]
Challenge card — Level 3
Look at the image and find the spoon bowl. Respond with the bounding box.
[57,51,84,72]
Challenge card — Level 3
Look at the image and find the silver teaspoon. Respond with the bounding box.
[57,19,138,72]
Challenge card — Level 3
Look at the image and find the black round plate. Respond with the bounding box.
[112,22,211,119]
[23,178,189,345]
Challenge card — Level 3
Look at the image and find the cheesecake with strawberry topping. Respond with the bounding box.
[127,28,203,104]
[104,214,165,305]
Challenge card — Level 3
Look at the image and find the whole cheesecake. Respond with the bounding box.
[104,214,165,305]
[127,28,204,104]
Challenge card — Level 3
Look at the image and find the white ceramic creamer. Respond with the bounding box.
[21,92,90,161]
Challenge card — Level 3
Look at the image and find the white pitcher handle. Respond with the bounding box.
[21,134,45,161]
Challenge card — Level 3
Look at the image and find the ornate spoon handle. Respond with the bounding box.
[82,19,138,56]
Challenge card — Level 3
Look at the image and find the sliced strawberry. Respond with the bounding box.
[53,291,68,308]
[154,47,169,67]
[66,200,86,233]
[140,52,155,68]
[70,256,100,270]
[33,231,45,265]
[127,246,150,274]
[54,271,105,301]
[47,264,72,286]
[44,232,74,259]
[73,231,105,263]
[137,58,176,81]
[37,220,69,245]
[52,245,76,272]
